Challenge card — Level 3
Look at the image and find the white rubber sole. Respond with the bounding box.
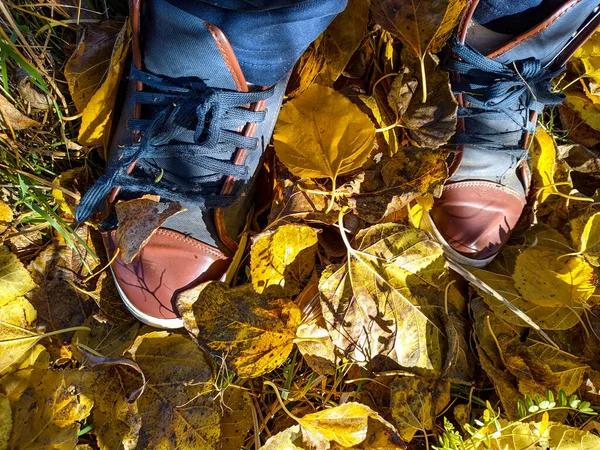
[421,211,496,268]
[110,267,185,329]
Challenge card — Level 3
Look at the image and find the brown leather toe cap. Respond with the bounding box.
[430,181,526,261]
[102,228,230,321]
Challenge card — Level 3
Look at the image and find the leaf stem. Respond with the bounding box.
[326,177,337,214]
[263,380,301,422]
[420,55,428,103]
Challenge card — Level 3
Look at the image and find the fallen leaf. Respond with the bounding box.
[78,21,130,145]
[371,0,467,102]
[565,90,600,132]
[219,389,253,450]
[83,271,136,324]
[531,128,559,203]
[0,201,13,234]
[260,425,304,450]
[73,316,139,358]
[89,367,141,450]
[319,223,446,373]
[315,0,370,86]
[0,246,35,306]
[0,296,42,375]
[295,312,337,376]
[390,377,450,442]
[0,393,11,450]
[65,20,126,112]
[126,331,220,449]
[442,309,474,384]
[513,248,596,308]
[177,282,301,377]
[297,402,401,449]
[274,84,376,186]
[251,224,318,296]
[115,195,185,264]
[492,421,600,449]
[579,212,600,266]
[26,229,98,331]
[52,167,91,220]
[0,94,40,130]
[0,368,94,449]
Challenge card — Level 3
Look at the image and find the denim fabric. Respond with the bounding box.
[163,0,347,85]
[474,0,565,34]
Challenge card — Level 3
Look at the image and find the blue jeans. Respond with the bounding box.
[161,0,554,85]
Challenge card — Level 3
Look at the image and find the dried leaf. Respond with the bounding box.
[315,0,370,85]
[390,377,450,442]
[579,212,600,266]
[26,229,98,331]
[297,402,401,449]
[0,393,10,450]
[274,84,376,184]
[0,94,40,130]
[0,246,35,306]
[73,316,139,358]
[115,195,185,263]
[78,21,130,145]
[126,331,220,449]
[251,224,318,296]
[0,296,41,375]
[531,128,559,203]
[513,248,596,308]
[260,425,304,450]
[319,223,446,373]
[295,311,337,376]
[52,167,91,220]
[88,366,141,450]
[1,368,94,449]
[492,421,600,449]
[65,20,125,112]
[177,282,301,377]
[0,201,13,234]
[371,0,467,58]
[219,389,253,450]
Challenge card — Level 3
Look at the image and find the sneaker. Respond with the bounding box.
[76,0,289,328]
[423,0,600,267]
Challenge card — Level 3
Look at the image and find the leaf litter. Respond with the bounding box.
[2,2,600,450]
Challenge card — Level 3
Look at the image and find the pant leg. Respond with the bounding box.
[162,0,347,85]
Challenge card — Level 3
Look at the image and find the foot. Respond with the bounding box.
[76,0,288,327]
[424,0,600,267]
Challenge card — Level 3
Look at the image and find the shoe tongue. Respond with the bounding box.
[141,0,241,91]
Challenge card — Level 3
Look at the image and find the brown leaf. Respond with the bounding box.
[115,195,185,264]
[0,94,40,131]
[73,316,139,359]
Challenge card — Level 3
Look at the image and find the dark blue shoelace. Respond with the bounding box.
[445,35,565,157]
[76,66,274,224]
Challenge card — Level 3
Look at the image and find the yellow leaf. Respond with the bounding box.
[78,21,130,145]
[297,402,401,449]
[274,84,376,185]
[579,212,600,266]
[294,306,337,376]
[126,331,220,449]
[531,128,559,203]
[390,377,450,442]
[52,167,91,220]
[513,248,596,308]
[1,368,94,449]
[73,316,139,359]
[251,224,318,296]
[0,296,41,375]
[0,393,10,450]
[565,90,600,131]
[490,421,600,449]
[64,20,126,113]
[260,425,304,450]
[319,223,446,373]
[408,194,434,228]
[0,246,35,306]
[219,389,253,450]
[177,283,301,377]
[0,201,12,234]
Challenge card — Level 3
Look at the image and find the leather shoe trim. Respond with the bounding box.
[102,227,230,326]
[429,181,526,264]
[205,22,248,92]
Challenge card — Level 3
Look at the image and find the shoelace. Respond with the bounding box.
[444,35,565,157]
[76,66,274,224]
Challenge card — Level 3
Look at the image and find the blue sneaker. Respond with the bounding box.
[423,0,600,267]
[77,0,289,327]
